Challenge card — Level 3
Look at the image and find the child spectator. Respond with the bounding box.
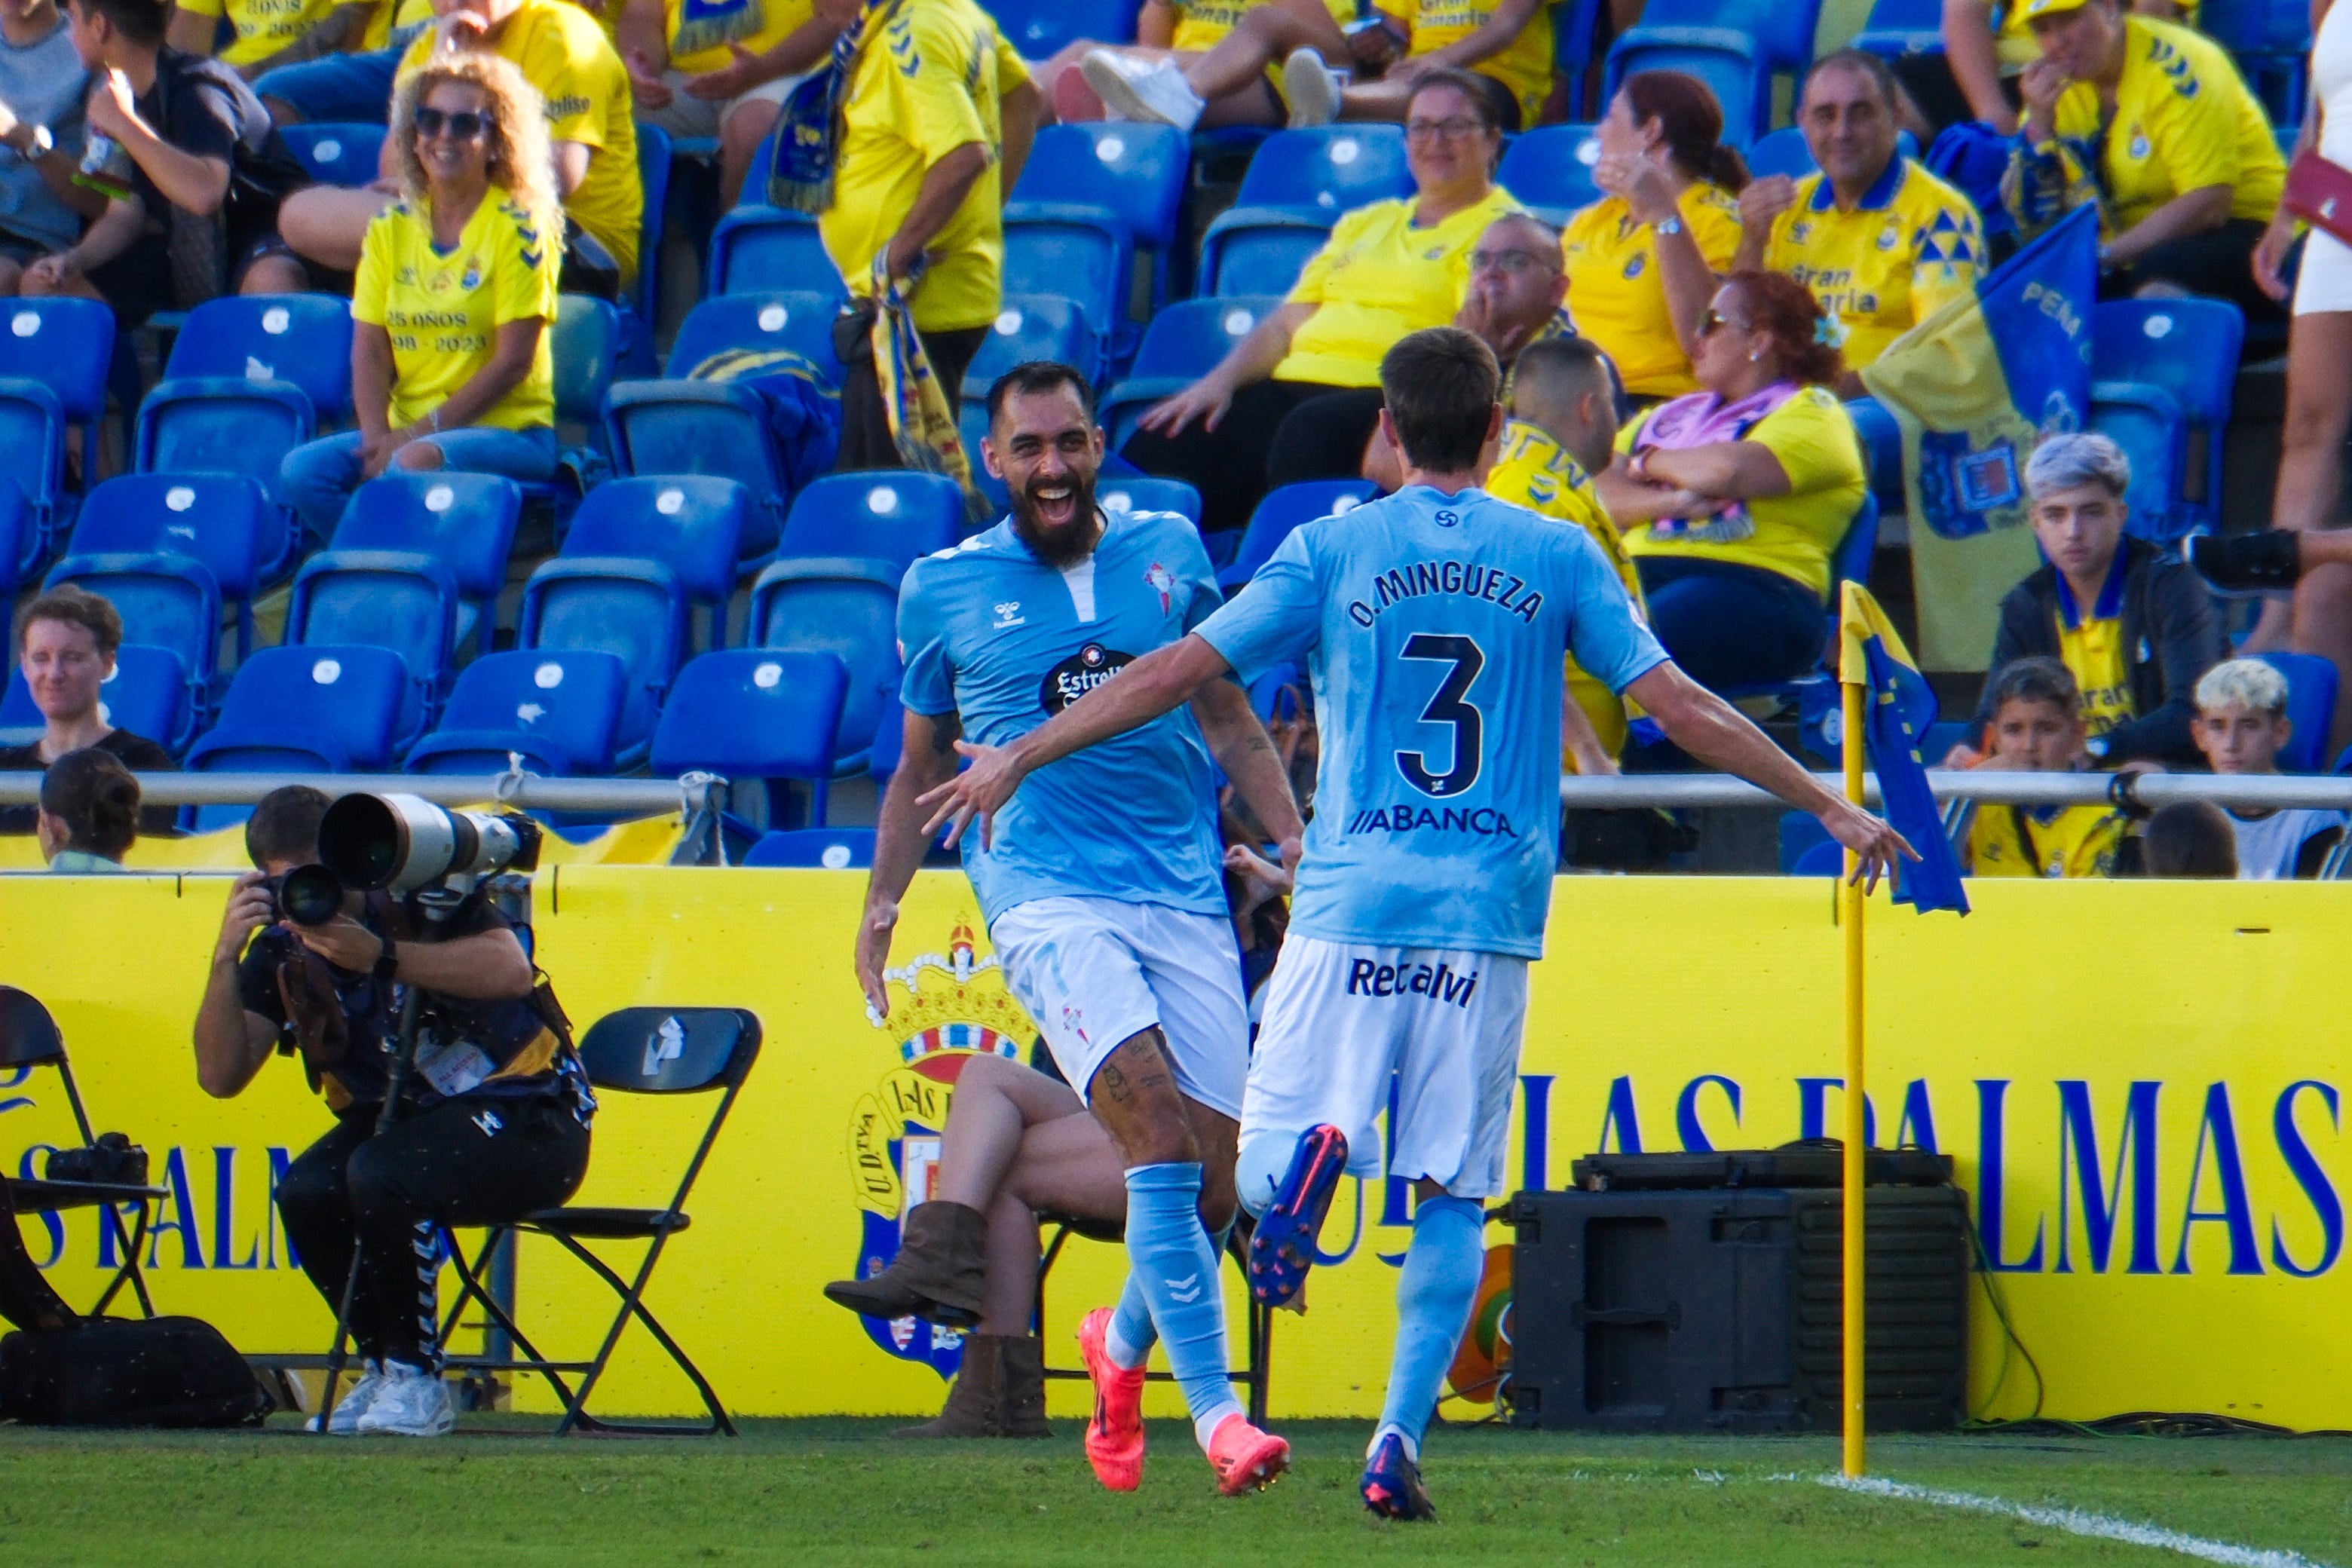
[36,746,139,871]
[2190,657,2346,879]
[2134,800,2238,877]
[1962,655,2131,877]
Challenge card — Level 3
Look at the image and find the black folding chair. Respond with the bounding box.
[1034,1209,1274,1425]
[0,987,167,1318]
[438,1006,762,1435]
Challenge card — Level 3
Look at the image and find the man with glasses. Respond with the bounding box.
[1727,48,1986,394]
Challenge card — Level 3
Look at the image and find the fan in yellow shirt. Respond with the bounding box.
[168,0,375,73]
[1960,655,2130,877]
[1060,0,1358,133]
[1564,71,1749,399]
[617,0,825,206]
[2010,0,2283,317]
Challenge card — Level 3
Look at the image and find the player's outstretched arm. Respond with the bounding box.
[1625,660,1916,890]
[1188,675,1307,869]
[920,633,1236,849]
[858,708,963,1018]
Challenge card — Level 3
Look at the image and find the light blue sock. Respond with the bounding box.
[1124,1162,1242,1447]
[1374,1195,1485,1462]
[1107,1220,1230,1370]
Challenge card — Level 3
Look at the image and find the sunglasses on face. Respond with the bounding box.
[414,106,491,142]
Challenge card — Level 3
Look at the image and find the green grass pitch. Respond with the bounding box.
[3,1419,2349,1566]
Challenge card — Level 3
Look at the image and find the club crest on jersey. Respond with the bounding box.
[1040,642,1134,712]
[1144,561,1177,614]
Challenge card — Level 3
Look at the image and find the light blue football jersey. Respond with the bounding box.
[899,509,1228,924]
[1196,484,1668,957]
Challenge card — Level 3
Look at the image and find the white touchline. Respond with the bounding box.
[1816,1473,2335,1568]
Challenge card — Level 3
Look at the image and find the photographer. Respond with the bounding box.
[191,785,592,1438]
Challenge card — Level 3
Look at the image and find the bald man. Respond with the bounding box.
[1455,211,1571,363]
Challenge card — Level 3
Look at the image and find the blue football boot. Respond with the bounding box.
[1246,1124,1348,1307]
[1361,1431,1436,1521]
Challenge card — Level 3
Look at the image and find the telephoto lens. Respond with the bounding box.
[316,793,544,897]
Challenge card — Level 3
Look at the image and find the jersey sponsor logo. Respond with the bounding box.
[1344,559,1544,628]
[542,93,590,121]
[1341,804,1519,837]
[1040,642,1133,712]
[1343,955,1481,1007]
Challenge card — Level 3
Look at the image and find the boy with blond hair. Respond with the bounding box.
[2191,658,2344,880]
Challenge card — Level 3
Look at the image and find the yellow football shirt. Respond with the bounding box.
[1485,419,1644,758]
[2053,564,2135,743]
[663,0,813,78]
[2046,15,2283,233]
[820,0,1027,333]
[361,0,433,54]
[1276,185,1521,388]
[353,192,560,432]
[1383,1,1554,130]
[396,0,642,285]
[1968,801,2127,877]
[1618,384,1867,599]
[180,0,351,68]
[1762,158,1985,373]
[1560,182,1743,398]
[1990,0,2201,73]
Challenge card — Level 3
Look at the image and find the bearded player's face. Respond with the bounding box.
[985,381,1105,568]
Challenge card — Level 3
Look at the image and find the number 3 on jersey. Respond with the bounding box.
[1395,633,1485,798]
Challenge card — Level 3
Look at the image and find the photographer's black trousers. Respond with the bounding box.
[276,1095,590,1369]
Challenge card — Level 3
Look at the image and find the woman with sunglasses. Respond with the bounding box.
[277,53,563,540]
[1597,270,1867,694]
[1120,67,1521,534]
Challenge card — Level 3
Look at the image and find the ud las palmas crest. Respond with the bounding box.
[845,920,1032,1380]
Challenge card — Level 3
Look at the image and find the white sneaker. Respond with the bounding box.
[354,1360,455,1437]
[1081,49,1205,132]
[305,1358,384,1435]
[1282,48,1339,127]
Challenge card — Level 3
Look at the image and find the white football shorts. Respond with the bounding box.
[989,895,1249,1119]
[1242,936,1531,1199]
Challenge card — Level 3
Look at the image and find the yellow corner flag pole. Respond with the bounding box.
[1839,591,1868,1479]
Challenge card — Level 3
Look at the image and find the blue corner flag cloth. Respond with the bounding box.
[1839,582,1970,916]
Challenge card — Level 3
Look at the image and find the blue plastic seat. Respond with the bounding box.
[0,297,112,566]
[620,121,672,375]
[2255,652,2339,773]
[154,293,355,424]
[1603,29,1772,144]
[868,696,902,789]
[43,551,220,702]
[562,475,748,645]
[1006,122,1189,331]
[332,471,522,658]
[185,645,410,773]
[966,294,1104,396]
[69,474,272,660]
[2090,298,2244,542]
[406,648,629,776]
[1744,127,1818,182]
[985,0,1138,55]
[1099,475,1202,525]
[749,554,902,773]
[1003,211,1134,357]
[1637,0,1821,75]
[1218,479,1375,590]
[0,477,27,599]
[664,289,845,381]
[1198,127,1415,297]
[1098,296,1283,449]
[286,549,459,745]
[1851,0,1947,59]
[519,552,691,765]
[1497,125,1603,222]
[741,826,876,868]
[0,642,200,755]
[554,292,620,432]
[651,648,850,825]
[778,471,965,576]
[707,205,844,296]
[0,379,65,578]
[279,122,385,186]
[2087,387,2185,544]
[603,382,795,557]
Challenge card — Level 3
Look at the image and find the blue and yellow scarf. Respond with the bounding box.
[767,0,902,214]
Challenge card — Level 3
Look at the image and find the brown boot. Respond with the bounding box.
[995,1334,1052,1438]
[823,1202,988,1326]
[891,1335,1004,1438]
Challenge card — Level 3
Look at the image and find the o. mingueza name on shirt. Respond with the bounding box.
[1346,955,1481,1007]
[1346,559,1545,628]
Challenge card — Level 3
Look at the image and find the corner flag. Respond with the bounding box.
[1839,582,1969,917]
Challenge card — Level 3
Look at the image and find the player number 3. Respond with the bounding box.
[1395,633,1486,798]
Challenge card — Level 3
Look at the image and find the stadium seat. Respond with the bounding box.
[0,297,115,571]
[1743,127,1925,182]
[1603,29,1771,145]
[279,122,386,186]
[152,293,355,424]
[69,474,273,660]
[2255,652,2339,773]
[1003,209,1134,357]
[741,826,877,868]
[554,292,620,436]
[286,549,460,746]
[2087,384,2185,544]
[986,0,1138,55]
[405,648,630,776]
[749,555,902,773]
[519,552,691,765]
[1100,475,1202,525]
[0,478,26,601]
[620,121,673,375]
[2090,298,2243,542]
[868,695,902,789]
[0,642,201,757]
[967,294,1104,397]
[1196,215,1330,298]
[778,471,965,576]
[1217,479,1374,590]
[1197,127,1414,297]
[42,551,220,706]
[1845,396,1904,512]
[436,1005,764,1436]
[1097,296,1282,448]
[562,476,749,647]
[707,205,844,296]
[1497,124,1602,221]
[665,288,843,388]
[1640,0,1821,77]
[1006,122,1189,326]
[1851,0,1946,60]
[651,648,850,827]
[183,644,410,773]
[332,471,522,659]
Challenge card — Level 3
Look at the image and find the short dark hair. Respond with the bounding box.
[1987,655,2081,718]
[1380,327,1500,473]
[246,785,332,868]
[15,584,123,659]
[2140,801,2238,878]
[985,360,1096,430]
[1405,66,1507,135]
[41,748,139,859]
[1509,334,1611,411]
[68,0,169,47]
[1802,48,1902,115]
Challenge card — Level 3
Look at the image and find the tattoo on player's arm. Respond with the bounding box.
[925,714,963,756]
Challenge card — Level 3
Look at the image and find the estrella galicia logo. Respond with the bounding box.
[1434,509,1459,528]
[1040,642,1134,712]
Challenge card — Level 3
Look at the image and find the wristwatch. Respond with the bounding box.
[1654,214,1684,237]
[372,936,399,983]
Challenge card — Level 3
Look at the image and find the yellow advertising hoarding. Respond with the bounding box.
[2,867,2345,1427]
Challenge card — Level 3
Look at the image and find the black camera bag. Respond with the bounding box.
[0,1316,273,1427]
